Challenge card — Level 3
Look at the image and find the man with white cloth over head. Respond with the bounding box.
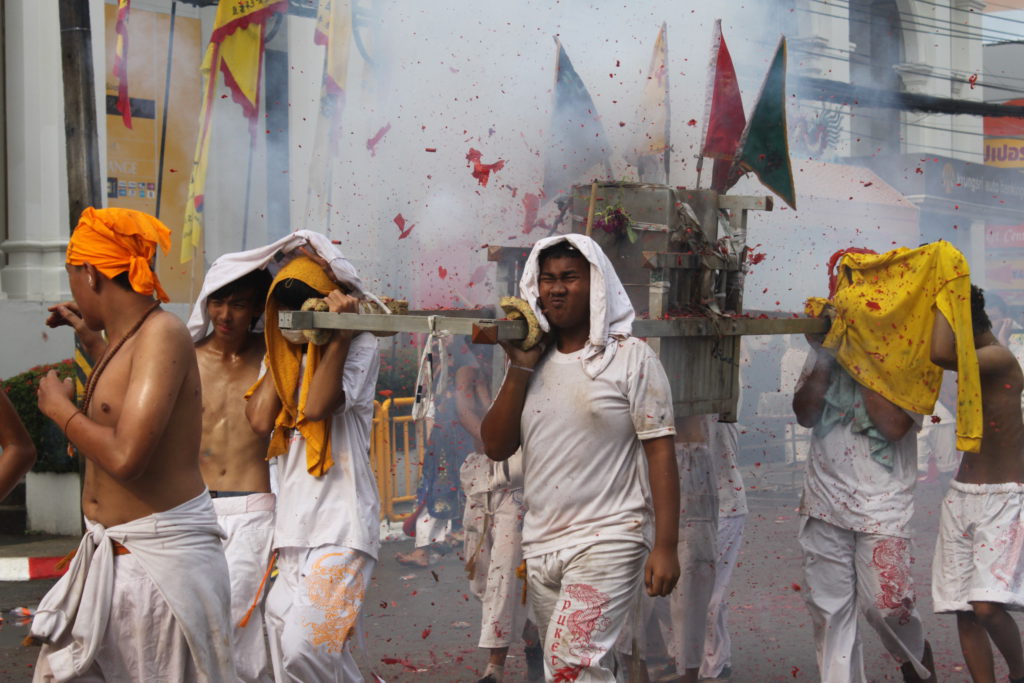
[482,234,680,682]
[243,234,381,682]
[188,262,274,682]
[31,207,234,681]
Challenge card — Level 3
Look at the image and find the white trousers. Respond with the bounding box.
[415,509,451,549]
[643,516,717,672]
[799,517,930,683]
[933,480,1024,612]
[699,513,746,679]
[464,483,527,648]
[265,545,375,683]
[213,493,275,683]
[527,540,646,683]
[34,553,198,682]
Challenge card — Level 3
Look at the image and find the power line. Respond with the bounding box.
[808,0,1024,41]
[793,45,1024,97]
[802,2,1024,45]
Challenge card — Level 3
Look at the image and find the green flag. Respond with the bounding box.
[733,37,796,209]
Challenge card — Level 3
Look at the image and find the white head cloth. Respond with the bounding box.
[519,233,634,379]
[186,230,366,343]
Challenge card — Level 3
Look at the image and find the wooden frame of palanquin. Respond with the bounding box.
[279,184,829,420]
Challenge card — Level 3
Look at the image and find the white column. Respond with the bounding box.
[1,0,105,302]
[950,0,985,163]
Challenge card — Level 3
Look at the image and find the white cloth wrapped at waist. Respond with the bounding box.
[29,490,235,682]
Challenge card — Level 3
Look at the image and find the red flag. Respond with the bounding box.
[700,20,745,191]
[113,0,132,129]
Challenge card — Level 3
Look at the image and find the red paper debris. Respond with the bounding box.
[687,119,697,126]
[969,73,978,89]
[791,583,802,591]
[930,415,941,424]
[425,147,437,153]
[438,266,448,279]
[421,627,432,639]
[393,213,415,239]
[380,658,418,672]
[379,389,394,397]
[366,122,391,156]
[865,301,881,310]
[522,192,550,234]
[466,148,505,187]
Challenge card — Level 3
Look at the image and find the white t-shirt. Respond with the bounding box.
[707,416,748,518]
[273,332,382,559]
[520,337,675,559]
[796,352,921,538]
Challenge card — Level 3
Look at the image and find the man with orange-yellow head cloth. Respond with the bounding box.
[31,207,235,682]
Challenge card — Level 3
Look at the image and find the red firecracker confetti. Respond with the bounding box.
[865,301,881,311]
[438,266,448,279]
[930,415,941,424]
[466,148,506,187]
[394,213,415,239]
[969,73,978,89]
[421,627,432,639]
[522,192,549,234]
[366,123,391,156]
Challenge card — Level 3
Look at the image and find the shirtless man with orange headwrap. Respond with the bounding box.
[30,207,235,682]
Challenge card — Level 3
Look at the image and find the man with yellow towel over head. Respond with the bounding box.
[794,240,983,683]
[245,246,381,682]
[31,207,235,681]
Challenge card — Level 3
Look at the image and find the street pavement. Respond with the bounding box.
[0,468,1010,682]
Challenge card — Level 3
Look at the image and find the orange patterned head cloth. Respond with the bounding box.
[67,207,172,302]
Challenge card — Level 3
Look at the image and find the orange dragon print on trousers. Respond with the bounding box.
[305,553,367,652]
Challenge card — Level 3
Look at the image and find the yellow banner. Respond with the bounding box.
[316,0,353,93]
[181,44,215,263]
[181,1,286,263]
[984,137,1024,168]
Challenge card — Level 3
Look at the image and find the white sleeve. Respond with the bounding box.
[629,343,676,440]
[340,333,379,415]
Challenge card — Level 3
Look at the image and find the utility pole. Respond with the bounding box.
[58,1,101,526]
[59,1,102,225]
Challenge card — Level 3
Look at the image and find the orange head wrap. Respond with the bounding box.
[66,207,172,302]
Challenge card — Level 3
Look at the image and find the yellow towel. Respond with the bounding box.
[246,256,339,476]
[805,241,981,453]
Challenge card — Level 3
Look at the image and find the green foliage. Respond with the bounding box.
[2,360,77,474]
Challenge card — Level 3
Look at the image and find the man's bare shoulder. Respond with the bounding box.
[979,343,1024,380]
[135,310,196,362]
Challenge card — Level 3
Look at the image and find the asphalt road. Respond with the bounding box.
[0,474,1010,682]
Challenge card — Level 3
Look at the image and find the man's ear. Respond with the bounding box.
[83,263,101,291]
